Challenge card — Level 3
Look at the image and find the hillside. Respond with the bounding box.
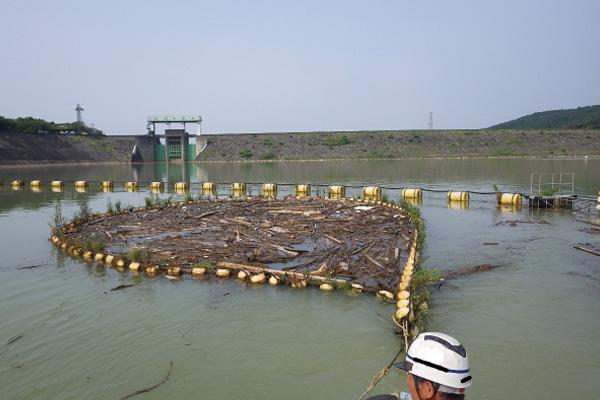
[0,131,134,165]
[489,105,600,130]
[0,129,599,165]
[197,129,600,161]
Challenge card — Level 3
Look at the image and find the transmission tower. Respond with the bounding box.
[74,104,85,134]
[429,112,433,130]
[74,104,85,124]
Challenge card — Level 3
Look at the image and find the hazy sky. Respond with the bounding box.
[2,0,599,135]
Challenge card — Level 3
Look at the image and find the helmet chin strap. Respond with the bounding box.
[413,375,424,400]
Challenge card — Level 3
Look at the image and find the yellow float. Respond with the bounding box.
[499,193,522,205]
[447,191,469,202]
[328,185,346,198]
[262,183,277,197]
[363,186,381,198]
[294,184,311,197]
[378,290,394,300]
[250,273,266,284]
[397,290,410,300]
[402,188,422,198]
[146,265,159,275]
[396,299,410,308]
[167,266,181,276]
[396,307,410,319]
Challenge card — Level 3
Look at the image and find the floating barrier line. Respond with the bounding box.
[0,178,537,200]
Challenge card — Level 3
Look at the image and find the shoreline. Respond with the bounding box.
[1,129,599,165]
[2,154,599,168]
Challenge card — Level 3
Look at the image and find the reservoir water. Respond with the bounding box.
[1,158,599,399]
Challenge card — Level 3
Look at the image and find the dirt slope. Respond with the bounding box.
[1,129,599,165]
[0,131,135,165]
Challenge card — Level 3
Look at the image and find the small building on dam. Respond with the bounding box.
[130,115,207,163]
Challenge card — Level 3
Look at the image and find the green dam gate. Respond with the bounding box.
[131,115,206,163]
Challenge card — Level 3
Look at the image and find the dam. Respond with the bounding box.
[130,115,207,163]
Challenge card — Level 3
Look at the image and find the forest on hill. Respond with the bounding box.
[0,115,103,135]
[489,105,600,129]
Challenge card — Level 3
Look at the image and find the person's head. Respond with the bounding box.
[395,332,472,400]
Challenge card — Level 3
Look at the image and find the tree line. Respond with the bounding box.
[488,105,600,130]
[0,116,104,135]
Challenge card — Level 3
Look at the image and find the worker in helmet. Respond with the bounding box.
[397,332,472,400]
[365,332,471,400]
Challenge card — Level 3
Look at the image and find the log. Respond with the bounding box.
[352,241,375,255]
[196,211,218,219]
[310,262,328,276]
[243,237,299,256]
[324,234,343,244]
[577,219,600,227]
[267,209,322,215]
[111,284,134,291]
[573,246,600,257]
[443,264,495,279]
[265,243,299,256]
[120,361,173,400]
[366,254,387,270]
[88,216,109,225]
[587,283,600,294]
[215,261,349,285]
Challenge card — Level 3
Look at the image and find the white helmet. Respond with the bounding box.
[395,332,472,394]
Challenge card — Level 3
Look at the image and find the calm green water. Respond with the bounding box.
[0,158,599,399]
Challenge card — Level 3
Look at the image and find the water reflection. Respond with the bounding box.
[403,197,422,207]
[447,200,469,210]
[497,204,523,213]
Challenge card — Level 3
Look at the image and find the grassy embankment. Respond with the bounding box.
[1,129,599,164]
[196,129,600,162]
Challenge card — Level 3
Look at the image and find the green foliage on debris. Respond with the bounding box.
[49,197,67,235]
[74,202,92,222]
[541,186,561,196]
[128,248,150,263]
[83,233,105,253]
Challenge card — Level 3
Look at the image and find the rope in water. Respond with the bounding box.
[357,320,409,400]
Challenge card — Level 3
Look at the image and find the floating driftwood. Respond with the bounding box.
[496,219,549,226]
[577,219,600,227]
[6,333,25,345]
[17,265,44,270]
[587,284,600,294]
[574,246,600,257]
[58,197,416,292]
[120,361,173,400]
[110,284,134,291]
[442,263,497,279]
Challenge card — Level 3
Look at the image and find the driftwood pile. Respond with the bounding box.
[62,197,415,292]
